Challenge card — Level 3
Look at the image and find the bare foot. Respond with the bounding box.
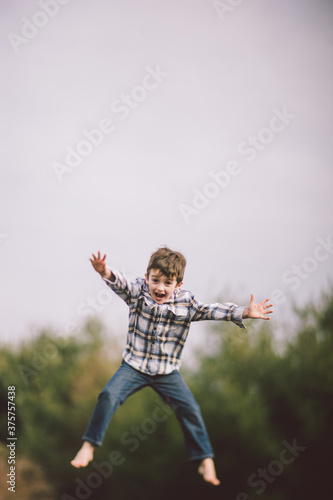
[71,441,95,468]
[198,458,220,486]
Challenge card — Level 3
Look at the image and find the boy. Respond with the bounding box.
[71,247,273,485]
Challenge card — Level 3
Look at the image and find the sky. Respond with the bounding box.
[1,0,333,359]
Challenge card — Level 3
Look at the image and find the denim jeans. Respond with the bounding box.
[82,360,214,461]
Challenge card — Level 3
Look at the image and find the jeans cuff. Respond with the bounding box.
[188,453,215,462]
[82,436,102,447]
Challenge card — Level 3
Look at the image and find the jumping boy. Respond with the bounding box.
[71,247,273,485]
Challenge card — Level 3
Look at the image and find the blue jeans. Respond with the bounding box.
[82,361,214,462]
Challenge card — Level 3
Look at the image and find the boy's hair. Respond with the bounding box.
[147,246,186,284]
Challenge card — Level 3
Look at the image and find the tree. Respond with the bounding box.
[1,289,332,499]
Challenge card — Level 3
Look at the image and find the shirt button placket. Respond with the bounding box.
[152,306,160,347]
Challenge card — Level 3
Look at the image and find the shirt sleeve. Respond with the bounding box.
[102,269,144,305]
[189,297,246,329]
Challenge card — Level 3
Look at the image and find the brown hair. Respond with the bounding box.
[146,246,186,284]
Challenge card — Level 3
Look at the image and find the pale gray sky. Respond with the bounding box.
[1,0,333,356]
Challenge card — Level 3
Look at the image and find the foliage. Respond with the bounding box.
[0,290,333,499]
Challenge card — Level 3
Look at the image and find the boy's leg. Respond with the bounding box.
[71,361,147,468]
[152,370,220,485]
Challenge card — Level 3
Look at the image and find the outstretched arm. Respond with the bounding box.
[242,294,273,320]
[90,251,143,305]
[89,250,113,280]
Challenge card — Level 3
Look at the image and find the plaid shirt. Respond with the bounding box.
[103,269,246,375]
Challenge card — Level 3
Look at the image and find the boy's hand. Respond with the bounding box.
[89,251,110,279]
[243,294,273,320]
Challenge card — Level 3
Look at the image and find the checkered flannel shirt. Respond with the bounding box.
[103,269,246,376]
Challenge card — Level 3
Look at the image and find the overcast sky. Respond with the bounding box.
[1,0,333,356]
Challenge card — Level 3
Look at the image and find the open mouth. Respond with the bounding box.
[155,292,165,300]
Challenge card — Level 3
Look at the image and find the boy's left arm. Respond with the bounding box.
[189,294,273,328]
[242,294,273,320]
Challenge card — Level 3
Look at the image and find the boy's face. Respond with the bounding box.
[145,269,182,304]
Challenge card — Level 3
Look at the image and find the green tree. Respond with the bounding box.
[1,290,333,500]
[185,289,333,499]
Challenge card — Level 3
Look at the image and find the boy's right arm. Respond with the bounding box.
[89,251,115,282]
[89,250,142,305]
